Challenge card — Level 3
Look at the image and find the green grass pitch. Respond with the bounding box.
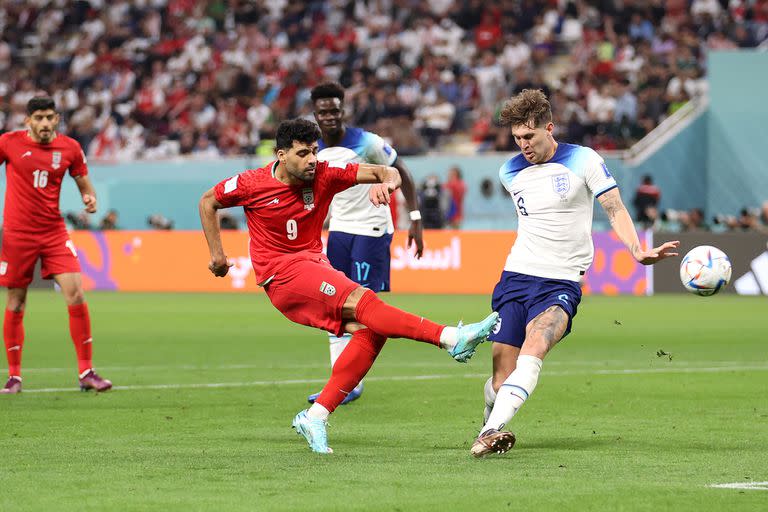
[1,291,766,511]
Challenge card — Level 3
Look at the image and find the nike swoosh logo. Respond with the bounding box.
[21,151,32,158]
[7,346,20,351]
[512,190,523,196]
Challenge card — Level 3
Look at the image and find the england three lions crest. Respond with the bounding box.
[552,174,570,201]
[52,151,62,170]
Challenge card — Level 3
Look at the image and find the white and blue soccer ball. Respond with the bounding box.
[679,245,732,296]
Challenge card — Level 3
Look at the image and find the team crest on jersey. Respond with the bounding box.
[319,281,336,296]
[52,151,62,170]
[302,188,315,211]
[552,174,570,201]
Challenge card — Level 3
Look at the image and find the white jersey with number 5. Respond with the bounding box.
[499,143,618,282]
[318,126,398,237]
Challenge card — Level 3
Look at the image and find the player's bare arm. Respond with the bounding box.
[598,188,679,265]
[393,157,424,258]
[199,187,233,277]
[73,175,97,213]
[357,163,401,207]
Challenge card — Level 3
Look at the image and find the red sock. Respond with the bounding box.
[355,290,443,345]
[4,310,25,377]
[315,328,386,413]
[68,303,93,374]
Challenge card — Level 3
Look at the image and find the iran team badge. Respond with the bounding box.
[320,281,336,296]
[52,151,62,169]
[302,188,315,211]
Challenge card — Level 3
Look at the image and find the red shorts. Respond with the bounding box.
[0,227,81,288]
[264,254,360,337]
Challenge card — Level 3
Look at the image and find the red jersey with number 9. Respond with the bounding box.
[214,160,358,283]
[0,130,88,233]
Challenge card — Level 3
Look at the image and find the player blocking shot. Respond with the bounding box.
[0,97,112,394]
[471,90,678,457]
[199,119,497,454]
[306,82,424,405]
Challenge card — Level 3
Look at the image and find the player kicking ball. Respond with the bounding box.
[199,119,497,454]
[0,97,112,394]
[471,90,678,457]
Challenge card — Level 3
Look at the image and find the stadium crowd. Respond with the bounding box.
[0,0,766,161]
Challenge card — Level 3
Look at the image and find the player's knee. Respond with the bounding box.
[6,300,25,313]
[521,334,552,359]
[64,288,85,305]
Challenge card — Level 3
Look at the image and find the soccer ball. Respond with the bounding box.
[679,245,732,296]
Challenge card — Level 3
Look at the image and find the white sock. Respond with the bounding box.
[481,355,542,434]
[329,333,363,391]
[439,326,457,351]
[483,376,496,423]
[329,333,352,366]
[307,403,330,421]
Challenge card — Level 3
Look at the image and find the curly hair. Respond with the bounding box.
[310,81,345,103]
[27,96,56,115]
[499,89,552,128]
[275,118,322,151]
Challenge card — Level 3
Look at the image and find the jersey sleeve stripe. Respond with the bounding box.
[594,184,618,198]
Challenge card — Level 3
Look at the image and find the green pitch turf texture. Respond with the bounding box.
[1,292,766,511]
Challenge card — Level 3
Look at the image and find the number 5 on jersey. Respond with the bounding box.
[286,219,298,240]
[33,169,49,188]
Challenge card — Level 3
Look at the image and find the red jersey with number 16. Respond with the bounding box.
[0,130,88,233]
[214,160,359,284]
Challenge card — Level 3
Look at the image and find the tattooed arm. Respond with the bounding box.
[597,188,680,265]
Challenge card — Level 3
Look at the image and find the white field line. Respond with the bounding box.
[18,363,768,394]
[17,360,764,374]
[709,482,768,491]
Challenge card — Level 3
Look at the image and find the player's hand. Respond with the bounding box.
[408,220,424,258]
[633,240,680,265]
[82,194,97,213]
[208,257,233,277]
[369,182,395,207]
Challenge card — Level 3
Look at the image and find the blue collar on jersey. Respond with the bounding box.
[318,126,364,151]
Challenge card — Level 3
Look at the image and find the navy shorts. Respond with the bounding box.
[488,271,582,347]
[326,231,392,292]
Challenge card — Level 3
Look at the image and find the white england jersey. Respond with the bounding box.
[318,126,398,237]
[499,143,618,281]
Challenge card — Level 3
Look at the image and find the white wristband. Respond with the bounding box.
[409,210,422,221]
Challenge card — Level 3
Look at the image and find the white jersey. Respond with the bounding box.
[318,126,398,237]
[499,143,618,281]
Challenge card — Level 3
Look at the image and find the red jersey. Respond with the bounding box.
[214,160,358,283]
[0,130,88,233]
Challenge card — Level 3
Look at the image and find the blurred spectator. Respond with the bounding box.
[633,175,661,227]
[98,209,119,230]
[219,211,239,230]
[65,211,93,230]
[419,175,446,229]
[444,166,467,229]
[0,1,762,158]
[147,214,174,230]
[480,178,495,199]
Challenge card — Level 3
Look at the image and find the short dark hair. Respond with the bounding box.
[310,82,345,103]
[499,89,552,128]
[275,118,321,151]
[27,96,56,115]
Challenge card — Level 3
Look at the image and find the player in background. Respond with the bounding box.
[199,119,497,454]
[306,81,424,405]
[471,90,678,457]
[0,97,112,394]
